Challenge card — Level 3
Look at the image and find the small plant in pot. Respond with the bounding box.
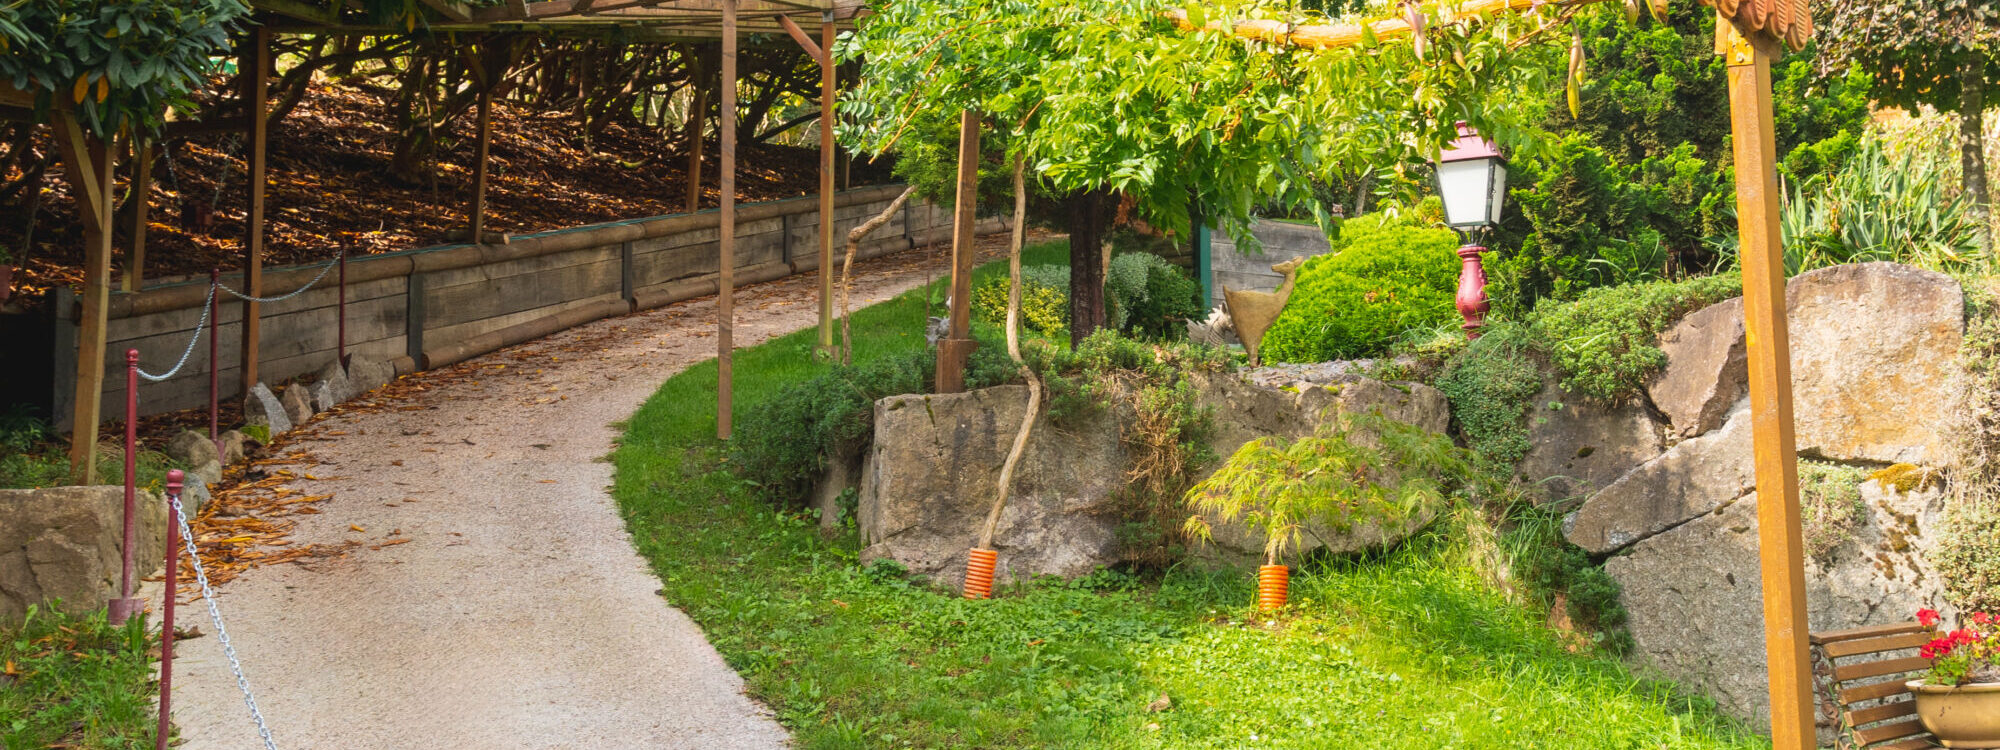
[1183,412,1467,612]
[1909,608,2000,748]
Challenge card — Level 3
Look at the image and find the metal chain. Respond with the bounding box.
[217,257,337,304]
[137,284,214,383]
[169,491,280,750]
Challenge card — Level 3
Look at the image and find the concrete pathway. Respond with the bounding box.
[167,235,1014,748]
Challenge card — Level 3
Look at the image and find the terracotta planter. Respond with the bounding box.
[1909,679,2000,748]
[1256,565,1289,611]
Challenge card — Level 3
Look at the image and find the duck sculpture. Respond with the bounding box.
[1220,255,1305,366]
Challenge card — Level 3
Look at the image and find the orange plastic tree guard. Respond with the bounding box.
[963,547,999,599]
[1257,565,1290,611]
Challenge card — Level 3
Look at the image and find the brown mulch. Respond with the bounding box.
[4,78,892,308]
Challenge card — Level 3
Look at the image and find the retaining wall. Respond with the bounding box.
[54,185,1002,428]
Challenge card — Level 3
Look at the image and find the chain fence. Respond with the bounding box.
[170,488,280,750]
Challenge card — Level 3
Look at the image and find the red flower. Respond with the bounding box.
[1918,608,1941,627]
[1921,636,1954,660]
[1973,611,1994,627]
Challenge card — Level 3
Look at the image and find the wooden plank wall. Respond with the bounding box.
[1207,219,1334,310]
[56,186,1002,428]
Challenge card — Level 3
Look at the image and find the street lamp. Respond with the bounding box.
[1434,121,1508,339]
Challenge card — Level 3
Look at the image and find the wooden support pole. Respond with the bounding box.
[471,86,494,240]
[685,51,708,213]
[54,113,113,484]
[241,27,272,393]
[815,16,836,358]
[717,0,736,440]
[1722,18,1813,750]
[124,140,152,293]
[935,109,979,394]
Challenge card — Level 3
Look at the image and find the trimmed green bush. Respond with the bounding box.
[1108,254,1205,340]
[1261,214,1461,363]
[971,264,1070,337]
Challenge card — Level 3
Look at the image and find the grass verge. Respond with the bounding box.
[1,606,157,748]
[611,240,1766,749]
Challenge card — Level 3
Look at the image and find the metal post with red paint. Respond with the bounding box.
[157,469,183,750]
[336,237,347,367]
[110,349,141,624]
[1455,245,1490,339]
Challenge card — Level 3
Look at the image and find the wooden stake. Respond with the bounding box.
[54,113,113,484]
[685,51,707,214]
[124,140,152,293]
[1722,18,1813,749]
[934,109,979,394]
[241,27,272,393]
[470,86,493,240]
[717,0,736,440]
[816,16,837,358]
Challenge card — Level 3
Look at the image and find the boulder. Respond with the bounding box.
[0,486,167,626]
[1565,404,1756,555]
[312,359,355,412]
[1607,477,1952,733]
[347,355,396,395]
[166,429,219,469]
[190,459,223,489]
[244,382,292,435]
[1646,297,1747,439]
[219,429,251,465]
[1517,379,1668,502]
[1787,263,1963,464]
[280,382,314,426]
[858,386,1129,587]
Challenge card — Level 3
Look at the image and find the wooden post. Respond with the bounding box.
[124,140,152,292]
[935,109,979,393]
[717,0,736,440]
[53,113,113,484]
[241,27,271,393]
[470,86,493,241]
[816,15,837,358]
[1721,18,1813,750]
[685,51,708,214]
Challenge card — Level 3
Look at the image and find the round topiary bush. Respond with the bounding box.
[1260,214,1462,363]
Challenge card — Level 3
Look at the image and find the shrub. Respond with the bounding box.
[1798,461,1868,564]
[1525,273,1743,403]
[1760,135,1990,275]
[1112,255,1205,340]
[1485,134,1640,319]
[1433,322,1542,468]
[1937,278,2000,611]
[971,264,1070,337]
[1261,213,1461,363]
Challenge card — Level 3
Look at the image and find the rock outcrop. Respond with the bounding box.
[1786,263,1963,464]
[1517,379,1667,502]
[1565,405,1756,555]
[1,486,167,626]
[1646,297,1748,439]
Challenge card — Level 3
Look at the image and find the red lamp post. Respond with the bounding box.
[1435,122,1508,339]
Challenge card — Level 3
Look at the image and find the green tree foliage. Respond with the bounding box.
[1261,213,1461,362]
[0,0,248,136]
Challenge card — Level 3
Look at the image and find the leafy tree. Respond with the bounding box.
[0,0,248,137]
[1817,0,2000,248]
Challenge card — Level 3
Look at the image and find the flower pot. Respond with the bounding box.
[1909,679,2000,748]
[962,547,998,600]
[1256,565,1289,611]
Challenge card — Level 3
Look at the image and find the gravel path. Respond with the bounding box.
[166,234,1018,749]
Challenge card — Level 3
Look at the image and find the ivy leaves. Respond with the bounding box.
[0,0,248,137]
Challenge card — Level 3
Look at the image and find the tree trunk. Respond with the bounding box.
[1065,188,1111,347]
[1961,57,1992,253]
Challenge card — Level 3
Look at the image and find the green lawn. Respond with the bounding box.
[610,239,1767,749]
[1,607,158,749]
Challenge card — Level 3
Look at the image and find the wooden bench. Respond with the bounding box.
[1811,622,1937,750]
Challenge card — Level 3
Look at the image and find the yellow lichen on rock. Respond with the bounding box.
[1868,463,1943,493]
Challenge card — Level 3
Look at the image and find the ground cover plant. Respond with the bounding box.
[0,606,158,748]
[612,242,1769,749]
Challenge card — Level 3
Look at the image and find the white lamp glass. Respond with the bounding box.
[1486,162,1507,226]
[1437,159,1493,229]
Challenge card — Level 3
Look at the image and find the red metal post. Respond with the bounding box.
[1455,244,1489,339]
[208,268,220,457]
[157,469,182,750]
[337,238,348,367]
[109,349,141,624]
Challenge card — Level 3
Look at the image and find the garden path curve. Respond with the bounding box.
[166,235,1013,749]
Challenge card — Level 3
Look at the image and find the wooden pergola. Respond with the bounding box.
[6,0,882,477]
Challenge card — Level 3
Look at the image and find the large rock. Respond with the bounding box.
[347,355,396,395]
[219,429,251,465]
[244,382,292,435]
[312,359,355,412]
[1787,263,1963,464]
[1646,297,1747,439]
[858,386,1129,587]
[280,382,314,427]
[0,486,167,626]
[1607,478,1952,733]
[1518,379,1668,502]
[1565,404,1756,555]
[166,429,219,468]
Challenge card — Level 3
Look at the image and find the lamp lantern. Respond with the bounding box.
[1433,122,1508,338]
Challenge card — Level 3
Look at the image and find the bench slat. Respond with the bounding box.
[1842,679,1916,705]
[1849,699,1917,726]
[1813,622,1928,645]
[1871,737,1936,750]
[1825,632,1934,659]
[1855,718,1928,745]
[1835,657,1932,683]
